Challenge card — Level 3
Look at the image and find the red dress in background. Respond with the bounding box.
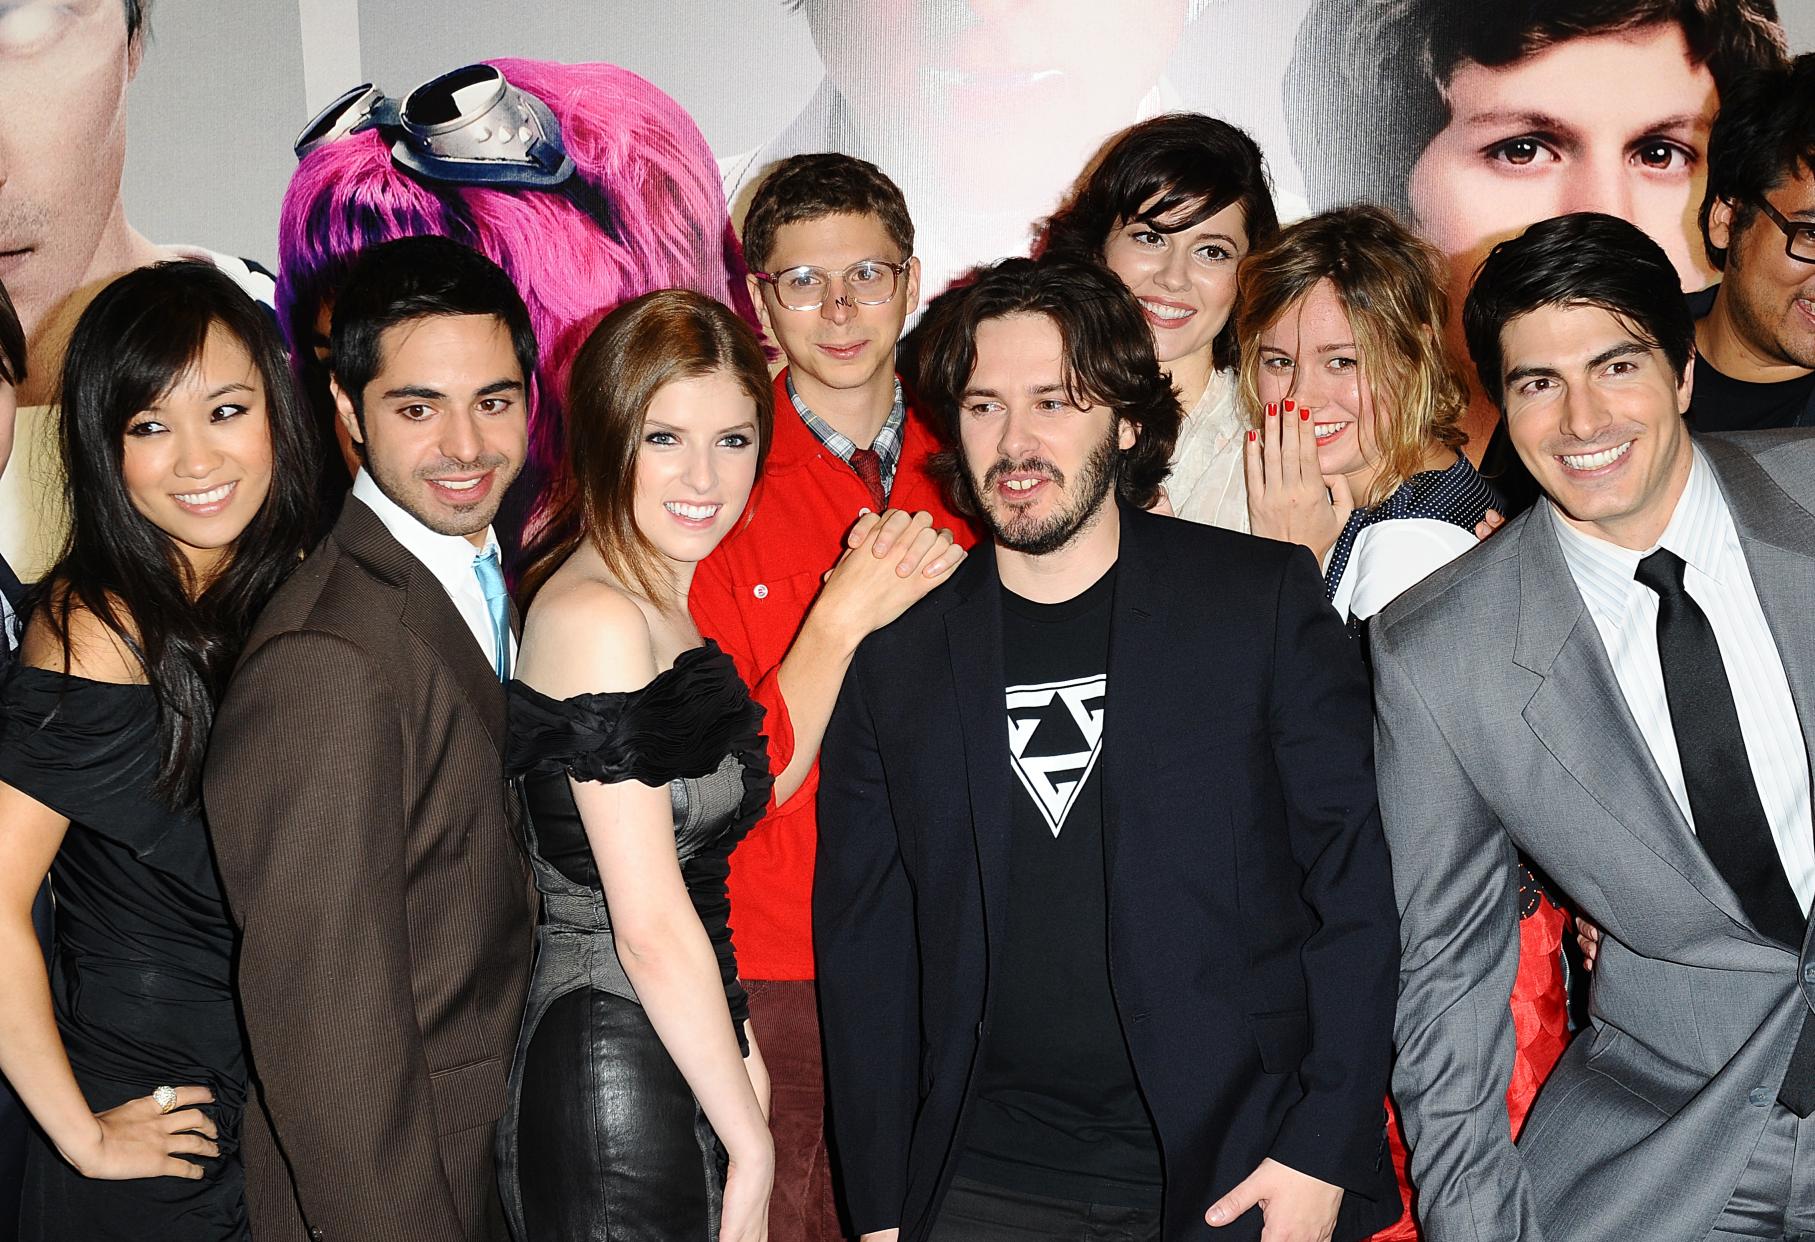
[1370,863,1572,1241]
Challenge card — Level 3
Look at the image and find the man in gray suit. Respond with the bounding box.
[1377,211,1815,1242]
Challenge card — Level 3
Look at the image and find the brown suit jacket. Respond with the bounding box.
[204,497,536,1242]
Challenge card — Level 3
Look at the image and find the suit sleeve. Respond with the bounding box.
[812,651,918,1235]
[689,550,803,813]
[203,631,465,1240]
[1263,549,1401,1196]
[1370,620,1546,1242]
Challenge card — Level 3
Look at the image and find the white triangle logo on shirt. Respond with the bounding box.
[1005,675,1107,836]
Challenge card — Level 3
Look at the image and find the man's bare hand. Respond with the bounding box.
[1207,1157,1342,1241]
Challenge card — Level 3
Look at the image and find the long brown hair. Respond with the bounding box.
[518,289,772,603]
[1234,205,1467,510]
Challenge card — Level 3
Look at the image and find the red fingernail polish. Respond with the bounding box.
[1247,429,1256,441]
[1301,408,1310,420]
[1283,399,1295,412]
[1266,403,1276,417]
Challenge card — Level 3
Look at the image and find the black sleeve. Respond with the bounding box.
[813,653,920,1236]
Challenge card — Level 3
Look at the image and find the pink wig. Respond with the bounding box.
[277,59,758,537]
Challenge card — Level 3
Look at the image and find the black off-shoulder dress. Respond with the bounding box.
[0,668,248,1241]
[496,641,770,1242]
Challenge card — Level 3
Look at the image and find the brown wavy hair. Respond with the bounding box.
[915,257,1181,515]
[1234,205,1468,509]
[519,289,773,603]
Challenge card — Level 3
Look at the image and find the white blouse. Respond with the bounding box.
[1165,368,1250,534]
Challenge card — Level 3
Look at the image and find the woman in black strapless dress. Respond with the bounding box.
[498,290,783,1242]
[0,263,316,1241]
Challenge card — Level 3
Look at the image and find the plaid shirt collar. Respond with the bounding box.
[785,373,907,498]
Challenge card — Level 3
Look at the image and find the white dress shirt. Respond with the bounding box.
[351,469,515,677]
[1550,445,1815,913]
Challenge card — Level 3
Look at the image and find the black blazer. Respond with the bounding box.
[814,506,1401,1242]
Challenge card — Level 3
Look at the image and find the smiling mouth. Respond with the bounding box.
[665,501,722,523]
[1313,422,1347,443]
[170,480,239,514]
[1138,299,1195,324]
[1559,441,1633,471]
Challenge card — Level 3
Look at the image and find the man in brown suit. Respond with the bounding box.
[205,236,538,1241]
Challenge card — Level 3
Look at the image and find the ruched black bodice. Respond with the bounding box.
[497,641,771,1242]
[0,667,247,1241]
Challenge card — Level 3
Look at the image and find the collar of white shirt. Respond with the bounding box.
[349,468,504,669]
[1549,443,1735,631]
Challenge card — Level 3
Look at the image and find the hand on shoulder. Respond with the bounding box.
[515,575,658,700]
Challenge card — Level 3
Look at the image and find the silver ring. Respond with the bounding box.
[152,1085,178,1114]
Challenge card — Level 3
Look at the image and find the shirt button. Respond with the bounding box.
[1803,963,1815,986]
[753,584,769,599]
[1749,1087,1774,1107]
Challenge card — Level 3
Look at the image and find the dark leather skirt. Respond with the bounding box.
[499,986,726,1241]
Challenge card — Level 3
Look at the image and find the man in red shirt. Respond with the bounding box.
[690,153,975,1241]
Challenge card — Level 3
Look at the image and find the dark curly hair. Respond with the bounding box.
[1039,113,1278,372]
[915,257,1181,516]
[740,152,914,274]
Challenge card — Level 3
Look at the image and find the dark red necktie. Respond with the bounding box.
[849,447,886,511]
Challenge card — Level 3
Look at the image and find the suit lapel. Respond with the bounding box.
[1101,509,1176,889]
[1512,506,1754,928]
[943,547,1016,947]
[1703,438,1815,952]
[335,499,507,755]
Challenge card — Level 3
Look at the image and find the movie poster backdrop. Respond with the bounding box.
[2,0,1812,575]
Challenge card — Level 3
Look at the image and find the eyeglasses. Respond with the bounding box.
[751,259,911,312]
[295,63,574,191]
[1749,195,1815,264]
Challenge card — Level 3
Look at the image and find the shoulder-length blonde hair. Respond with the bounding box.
[519,289,773,604]
[1234,204,1468,509]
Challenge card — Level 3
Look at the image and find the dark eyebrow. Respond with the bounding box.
[1028,382,1067,396]
[381,384,447,401]
[1503,342,1652,388]
[204,382,254,401]
[1588,342,1652,369]
[476,378,524,397]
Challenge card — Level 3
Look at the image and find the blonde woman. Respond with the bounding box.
[1237,205,1498,623]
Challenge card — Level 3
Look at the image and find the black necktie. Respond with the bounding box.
[1635,548,1815,1113]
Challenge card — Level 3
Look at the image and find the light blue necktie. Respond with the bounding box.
[472,547,511,682]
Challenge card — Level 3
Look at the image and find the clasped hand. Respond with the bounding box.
[1243,399,1353,566]
[818,508,966,639]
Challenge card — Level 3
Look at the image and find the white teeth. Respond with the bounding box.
[1560,441,1633,470]
[1139,299,1193,321]
[1003,478,1041,492]
[665,501,720,521]
[436,478,482,491]
[173,482,234,504]
[1313,422,1345,441]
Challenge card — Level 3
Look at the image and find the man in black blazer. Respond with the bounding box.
[815,257,1401,1242]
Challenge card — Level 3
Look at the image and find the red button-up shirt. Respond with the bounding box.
[690,369,977,979]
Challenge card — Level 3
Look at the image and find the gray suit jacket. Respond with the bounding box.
[1372,432,1815,1242]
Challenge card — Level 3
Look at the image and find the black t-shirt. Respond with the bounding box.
[957,564,1162,1207]
[1686,356,1815,432]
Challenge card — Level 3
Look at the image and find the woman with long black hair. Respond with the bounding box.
[0,261,317,1241]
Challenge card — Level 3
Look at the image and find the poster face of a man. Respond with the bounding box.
[1408,21,1719,293]
[0,0,149,401]
[1286,0,1787,445]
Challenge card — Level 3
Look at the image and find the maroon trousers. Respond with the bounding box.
[746,980,845,1242]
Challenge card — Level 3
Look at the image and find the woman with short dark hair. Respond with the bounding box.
[1041,113,1278,529]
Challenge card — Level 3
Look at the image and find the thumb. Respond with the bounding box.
[1206,1172,1262,1227]
[1325,472,1356,523]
